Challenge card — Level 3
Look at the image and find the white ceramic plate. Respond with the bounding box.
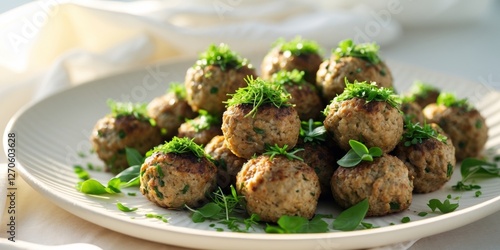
[4,57,500,250]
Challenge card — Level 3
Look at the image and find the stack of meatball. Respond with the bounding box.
[90,38,489,224]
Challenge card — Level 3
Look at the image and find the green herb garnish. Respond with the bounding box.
[147,137,208,159]
[299,119,326,144]
[117,202,138,212]
[409,80,439,98]
[436,93,471,110]
[107,99,150,122]
[145,213,169,223]
[452,158,498,191]
[332,198,369,231]
[337,140,383,167]
[402,120,447,146]
[427,198,459,213]
[333,79,400,109]
[167,82,187,99]
[333,39,381,64]
[271,69,306,86]
[401,217,411,223]
[195,43,249,71]
[187,110,220,132]
[77,177,121,195]
[265,215,328,234]
[74,165,90,180]
[273,36,321,56]
[263,144,304,161]
[225,76,292,118]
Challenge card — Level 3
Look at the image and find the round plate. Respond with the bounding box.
[4,57,500,250]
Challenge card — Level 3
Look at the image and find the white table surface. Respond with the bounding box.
[1,1,500,250]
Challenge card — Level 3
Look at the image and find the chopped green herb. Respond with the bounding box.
[427,198,459,214]
[418,212,428,217]
[299,119,327,144]
[147,137,209,159]
[76,177,121,195]
[402,120,448,147]
[117,202,138,212]
[127,192,136,196]
[360,222,377,229]
[225,76,292,118]
[273,36,321,56]
[181,184,190,194]
[389,202,400,211]
[271,69,306,86]
[401,217,410,223]
[332,198,369,231]
[195,43,249,71]
[408,80,439,98]
[452,181,481,191]
[107,99,151,123]
[333,79,401,109]
[436,93,472,110]
[265,215,328,234]
[475,191,482,197]
[74,165,90,180]
[460,158,499,182]
[145,213,169,223]
[187,110,220,132]
[263,144,304,161]
[167,82,187,99]
[337,140,382,167]
[333,39,381,64]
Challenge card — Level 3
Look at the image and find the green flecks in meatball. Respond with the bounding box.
[153,186,164,199]
[379,69,386,76]
[333,39,381,64]
[181,184,190,194]
[118,130,126,139]
[475,119,483,129]
[447,163,454,178]
[210,86,218,94]
[458,141,467,149]
[253,127,265,135]
[389,202,400,210]
[195,43,250,71]
[273,36,321,56]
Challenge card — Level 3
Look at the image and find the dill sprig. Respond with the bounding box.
[225,76,292,117]
[273,36,321,56]
[402,120,448,146]
[187,110,220,132]
[436,93,472,110]
[299,119,326,144]
[167,82,187,99]
[333,79,401,109]
[195,43,249,71]
[333,39,381,64]
[271,69,307,86]
[107,99,150,122]
[147,137,208,159]
[263,144,304,161]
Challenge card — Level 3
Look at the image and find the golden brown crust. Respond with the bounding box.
[204,135,246,188]
[284,83,324,120]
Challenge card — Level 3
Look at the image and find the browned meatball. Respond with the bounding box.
[236,155,321,222]
[204,135,246,188]
[423,104,488,161]
[91,115,163,174]
[147,90,196,140]
[316,57,393,102]
[177,113,222,146]
[324,98,404,153]
[295,141,338,198]
[222,104,300,159]
[261,47,323,83]
[394,124,455,193]
[331,154,413,216]
[140,151,217,209]
[401,100,425,124]
[407,81,440,108]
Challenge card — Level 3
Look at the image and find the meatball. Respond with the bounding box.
[407,81,440,108]
[140,151,217,209]
[401,100,425,124]
[260,47,323,84]
[222,104,300,159]
[271,70,324,120]
[204,135,246,189]
[331,154,413,216]
[295,141,338,198]
[91,115,163,174]
[423,104,488,161]
[236,155,321,222]
[185,62,256,116]
[324,98,404,153]
[177,113,222,146]
[316,56,393,102]
[394,124,455,193]
[147,90,196,140]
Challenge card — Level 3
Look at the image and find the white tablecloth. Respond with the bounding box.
[1,1,499,249]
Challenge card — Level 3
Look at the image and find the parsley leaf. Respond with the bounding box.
[273,36,321,56]
[195,43,249,71]
[402,120,447,146]
[263,144,304,161]
[299,119,327,144]
[337,140,382,167]
[265,215,328,233]
[333,39,381,64]
[116,202,138,212]
[333,79,401,109]
[332,198,369,231]
[427,198,459,213]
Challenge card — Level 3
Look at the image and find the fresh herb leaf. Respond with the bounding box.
[402,120,447,146]
[333,79,400,109]
[408,80,439,99]
[147,137,209,159]
[333,198,369,231]
[225,76,292,118]
[195,43,249,71]
[299,119,327,143]
[167,82,187,99]
[427,198,459,213]
[125,147,144,167]
[401,217,410,223]
[107,99,151,123]
[460,158,499,182]
[74,165,90,180]
[436,93,472,110]
[271,69,306,86]
[475,191,482,197]
[337,140,383,167]
[263,144,304,161]
[117,202,138,212]
[77,178,121,195]
[115,165,141,184]
[333,39,381,64]
[265,215,328,234]
[187,110,220,132]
